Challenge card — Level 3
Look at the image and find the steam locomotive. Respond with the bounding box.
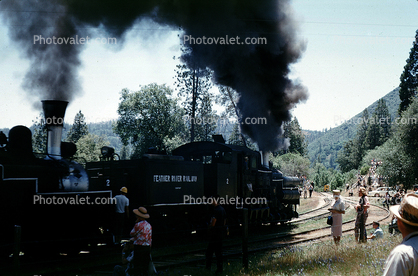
[0,100,301,259]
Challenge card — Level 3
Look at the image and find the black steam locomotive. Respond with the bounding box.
[87,137,301,236]
[0,100,301,259]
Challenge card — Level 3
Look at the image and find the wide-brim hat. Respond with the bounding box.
[390,193,418,227]
[133,207,150,219]
[332,190,341,195]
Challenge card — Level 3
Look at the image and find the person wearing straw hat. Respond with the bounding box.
[130,207,152,276]
[328,190,345,245]
[354,187,370,243]
[114,187,129,244]
[383,194,418,276]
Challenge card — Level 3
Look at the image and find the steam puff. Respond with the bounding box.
[1,0,308,151]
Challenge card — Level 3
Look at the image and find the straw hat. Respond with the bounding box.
[359,187,367,196]
[120,187,128,194]
[133,207,150,219]
[332,190,341,195]
[390,194,418,227]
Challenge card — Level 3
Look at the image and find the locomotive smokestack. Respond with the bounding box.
[42,100,68,159]
[260,151,270,169]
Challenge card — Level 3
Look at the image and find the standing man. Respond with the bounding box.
[354,187,370,243]
[206,196,227,273]
[308,183,313,198]
[114,187,129,243]
[383,194,418,275]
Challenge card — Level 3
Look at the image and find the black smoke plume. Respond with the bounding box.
[1,0,308,151]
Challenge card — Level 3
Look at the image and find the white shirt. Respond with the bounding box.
[383,232,418,276]
[115,194,129,213]
[332,197,345,212]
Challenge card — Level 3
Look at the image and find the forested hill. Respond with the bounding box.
[305,87,401,169]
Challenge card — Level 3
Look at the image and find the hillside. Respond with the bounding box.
[305,87,401,169]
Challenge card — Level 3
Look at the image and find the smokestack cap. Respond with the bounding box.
[42,100,68,126]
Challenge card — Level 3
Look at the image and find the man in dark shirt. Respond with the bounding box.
[206,196,227,273]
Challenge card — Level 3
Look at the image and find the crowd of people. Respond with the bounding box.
[328,175,418,275]
[298,181,314,199]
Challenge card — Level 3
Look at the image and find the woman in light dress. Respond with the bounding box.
[329,190,345,245]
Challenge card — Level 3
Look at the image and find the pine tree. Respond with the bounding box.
[32,113,47,153]
[67,111,89,144]
[366,99,392,149]
[398,30,418,114]
[194,92,218,142]
[174,47,213,142]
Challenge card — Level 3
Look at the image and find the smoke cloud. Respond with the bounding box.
[1,0,308,151]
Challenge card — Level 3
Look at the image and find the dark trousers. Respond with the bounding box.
[206,233,223,272]
[355,212,368,243]
[132,245,151,276]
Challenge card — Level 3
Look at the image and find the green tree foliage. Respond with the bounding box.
[32,113,47,153]
[336,109,368,172]
[281,117,307,156]
[329,170,344,191]
[310,162,330,189]
[398,30,418,115]
[67,110,88,144]
[360,165,370,176]
[114,84,186,158]
[271,152,310,177]
[193,92,218,142]
[228,123,243,146]
[309,162,357,191]
[337,103,393,173]
[175,48,213,142]
[74,133,109,163]
[361,97,418,188]
[365,99,392,149]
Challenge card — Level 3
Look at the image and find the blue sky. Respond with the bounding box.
[0,0,417,131]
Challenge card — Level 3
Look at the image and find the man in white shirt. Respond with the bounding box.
[383,194,418,275]
[114,187,129,243]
